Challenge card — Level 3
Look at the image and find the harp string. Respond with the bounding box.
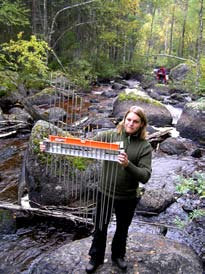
[42,78,120,228]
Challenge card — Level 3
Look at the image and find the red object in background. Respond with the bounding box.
[157,67,167,84]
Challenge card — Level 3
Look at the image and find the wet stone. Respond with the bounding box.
[28,232,203,274]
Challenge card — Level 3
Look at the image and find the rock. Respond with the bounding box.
[83,117,116,132]
[112,89,172,127]
[28,87,59,105]
[170,92,185,102]
[111,82,126,90]
[191,148,202,158]
[159,137,202,157]
[43,107,67,122]
[159,137,188,155]
[9,107,33,122]
[146,89,164,101]
[136,189,174,214]
[176,100,205,146]
[170,63,191,81]
[101,90,118,98]
[25,120,100,207]
[28,232,203,274]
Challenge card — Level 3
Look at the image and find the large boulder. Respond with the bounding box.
[112,89,172,127]
[24,120,99,207]
[136,188,174,214]
[159,137,197,156]
[176,99,205,146]
[28,232,203,274]
[27,86,59,105]
[9,107,33,123]
[170,63,191,81]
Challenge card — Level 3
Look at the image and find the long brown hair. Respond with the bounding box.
[117,106,148,139]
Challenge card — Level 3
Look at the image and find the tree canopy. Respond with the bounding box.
[0,0,204,93]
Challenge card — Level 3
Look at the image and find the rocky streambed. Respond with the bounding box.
[0,79,204,273]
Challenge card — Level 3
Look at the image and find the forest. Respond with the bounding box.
[0,0,204,93]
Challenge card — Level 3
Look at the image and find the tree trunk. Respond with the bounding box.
[43,0,48,41]
[169,2,176,55]
[147,4,156,58]
[17,84,48,122]
[195,0,204,92]
[32,0,37,34]
[180,0,189,57]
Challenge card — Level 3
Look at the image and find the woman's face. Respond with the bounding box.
[124,111,143,135]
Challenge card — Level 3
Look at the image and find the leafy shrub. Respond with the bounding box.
[174,171,205,228]
[175,171,205,198]
[0,33,50,91]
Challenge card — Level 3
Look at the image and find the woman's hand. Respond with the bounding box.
[117,151,129,167]
[39,142,46,152]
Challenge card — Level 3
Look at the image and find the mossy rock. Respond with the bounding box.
[25,120,99,207]
[28,86,57,105]
[176,99,205,145]
[113,89,172,127]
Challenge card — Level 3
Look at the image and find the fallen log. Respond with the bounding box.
[0,201,93,227]
[15,84,49,122]
[0,130,17,138]
[0,119,32,137]
[0,123,30,133]
[147,127,172,147]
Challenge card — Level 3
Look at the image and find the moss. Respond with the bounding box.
[30,122,93,171]
[0,90,7,97]
[39,87,56,95]
[72,156,92,170]
[118,91,163,107]
[29,86,56,100]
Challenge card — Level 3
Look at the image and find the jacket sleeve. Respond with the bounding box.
[125,142,152,184]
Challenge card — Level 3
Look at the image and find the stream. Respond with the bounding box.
[0,80,204,274]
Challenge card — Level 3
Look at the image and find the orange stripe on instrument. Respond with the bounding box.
[49,135,120,151]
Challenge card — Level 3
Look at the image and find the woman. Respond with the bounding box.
[86,106,152,273]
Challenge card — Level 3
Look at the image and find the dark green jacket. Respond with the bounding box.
[96,129,152,200]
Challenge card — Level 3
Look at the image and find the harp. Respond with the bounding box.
[39,79,122,229]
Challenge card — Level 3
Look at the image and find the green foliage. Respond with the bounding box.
[0,70,19,94]
[2,32,49,75]
[72,157,91,171]
[92,55,119,80]
[0,0,29,27]
[0,33,50,90]
[174,171,205,229]
[97,0,142,64]
[199,56,205,94]
[174,209,205,229]
[174,216,187,229]
[119,92,138,101]
[67,59,97,90]
[118,59,147,76]
[180,70,196,94]
[188,209,205,221]
[0,0,203,92]
[175,171,205,198]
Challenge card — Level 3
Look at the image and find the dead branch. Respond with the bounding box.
[147,128,172,144]
[151,53,197,64]
[0,201,93,226]
[0,131,17,138]
[49,0,97,46]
